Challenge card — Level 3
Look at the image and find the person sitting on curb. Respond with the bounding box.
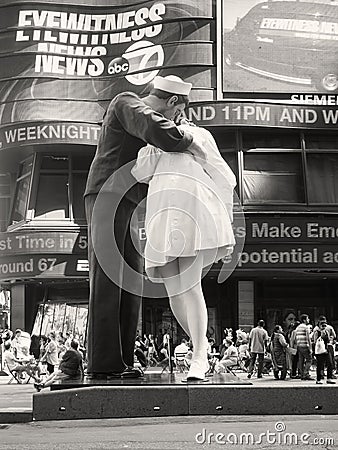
[34,340,83,391]
[3,341,41,383]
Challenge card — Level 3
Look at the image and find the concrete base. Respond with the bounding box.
[49,372,245,390]
[0,411,33,423]
[32,373,338,421]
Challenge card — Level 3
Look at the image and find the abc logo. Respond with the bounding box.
[108,57,129,75]
[123,41,164,86]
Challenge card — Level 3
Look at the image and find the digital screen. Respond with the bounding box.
[222,0,338,94]
[0,0,214,128]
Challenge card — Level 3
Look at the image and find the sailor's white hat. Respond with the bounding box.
[153,75,192,96]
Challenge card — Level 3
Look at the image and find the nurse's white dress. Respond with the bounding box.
[131,125,236,283]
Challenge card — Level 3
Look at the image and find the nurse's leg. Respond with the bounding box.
[159,259,190,337]
[178,254,208,361]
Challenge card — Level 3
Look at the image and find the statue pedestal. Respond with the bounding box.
[32,372,338,420]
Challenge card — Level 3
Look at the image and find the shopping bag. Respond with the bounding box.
[315,337,327,355]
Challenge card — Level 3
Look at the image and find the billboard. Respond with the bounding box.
[222,0,338,95]
[0,0,214,127]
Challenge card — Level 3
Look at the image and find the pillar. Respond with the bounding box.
[10,284,25,331]
[238,280,254,333]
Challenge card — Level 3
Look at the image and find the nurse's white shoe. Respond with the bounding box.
[187,358,209,381]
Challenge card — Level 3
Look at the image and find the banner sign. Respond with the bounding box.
[235,244,338,269]
[187,101,338,129]
[222,0,338,94]
[0,231,87,257]
[0,254,88,279]
[0,0,214,126]
[236,217,338,243]
[0,230,89,280]
[0,121,101,150]
[2,215,338,280]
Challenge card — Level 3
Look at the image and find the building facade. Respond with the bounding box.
[0,0,338,346]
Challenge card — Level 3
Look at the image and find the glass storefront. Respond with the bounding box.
[32,302,88,346]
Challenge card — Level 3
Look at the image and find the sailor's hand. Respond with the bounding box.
[186,137,206,161]
[221,255,231,264]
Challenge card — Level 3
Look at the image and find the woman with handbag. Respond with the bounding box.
[313,319,336,385]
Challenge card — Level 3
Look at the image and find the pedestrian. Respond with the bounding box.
[134,341,147,369]
[84,74,205,379]
[174,338,190,356]
[40,332,58,375]
[215,338,238,373]
[314,315,336,378]
[237,339,250,369]
[312,318,336,384]
[282,310,297,336]
[270,325,288,380]
[147,335,158,366]
[289,320,300,378]
[295,314,314,381]
[207,338,218,356]
[247,320,269,379]
[39,336,47,360]
[131,119,236,381]
[3,341,41,383]
[11,329,24,359]
[35,340,83,391]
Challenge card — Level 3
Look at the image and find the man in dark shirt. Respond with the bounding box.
[34,340,83,391]
[84,75,204,379]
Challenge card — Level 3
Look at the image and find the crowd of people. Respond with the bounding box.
[0,328,84,390]
[1,315,337,386]
[199,315,337,384]
[133,332,174,370]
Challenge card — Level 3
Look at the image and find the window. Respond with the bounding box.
[8,152,93,227]
[211,129,237,153]
[34,156,70,220]
[307,154,338,204]
[72,173,87,220]
[35,174,70,219]
[32,153,93,222]
[0,174,11,232]
[10,156,33,225]
[242,129,301,151]
[71,153,93,221]
[304,131,338,150]
[243,153,305,204]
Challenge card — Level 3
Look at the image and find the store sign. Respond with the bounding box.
[187,101,338,129]
[222,0,338,94]
[0,122,100,149]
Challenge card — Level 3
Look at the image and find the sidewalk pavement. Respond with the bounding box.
[0,368,336,423]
